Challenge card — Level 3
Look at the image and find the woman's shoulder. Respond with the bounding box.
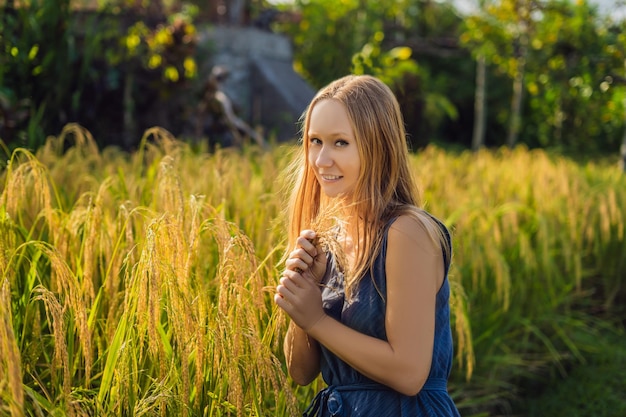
[387,207,448,235]
[387,214,438,249]
[386,208,452,268]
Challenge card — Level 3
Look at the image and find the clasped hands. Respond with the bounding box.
[274,230,328,332]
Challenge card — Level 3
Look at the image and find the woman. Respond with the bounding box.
[274,74,461,416]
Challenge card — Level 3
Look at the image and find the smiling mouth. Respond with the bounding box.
[321,175,342,181]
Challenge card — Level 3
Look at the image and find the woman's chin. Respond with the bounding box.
[321,190,352,202]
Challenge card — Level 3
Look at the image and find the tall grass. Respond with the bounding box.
[0,125,296,416]
[414,146,626,414]
[0,125,624,416]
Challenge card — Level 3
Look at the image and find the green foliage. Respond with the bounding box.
[0,1,201,151]
[110,10,199,83]
[523,0,624,152]
[460,0,625,151]
[352,34,458,149]
[0,0,75,148]
[275,0,470,148]
[276,0,462,89]
[276,0,372,89]
[520,329,626,417]
[274,0,626,152]
[3,0,624,155]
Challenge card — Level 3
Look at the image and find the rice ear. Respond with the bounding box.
[309,205,348,276]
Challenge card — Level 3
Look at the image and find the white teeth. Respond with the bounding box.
[322,175,341,180]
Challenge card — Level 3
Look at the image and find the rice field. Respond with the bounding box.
[1,124,625,416]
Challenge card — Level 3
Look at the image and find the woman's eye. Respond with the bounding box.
[336,139,348,147]
[310,137,322,145]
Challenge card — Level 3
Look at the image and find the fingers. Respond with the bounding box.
[275,270,315,301]
[274,270,325,331]
[300,229,316,241]
[285,253,311,272]
[275,271,299,301]
[278,274,299,293]
[273,292,287,308]
[297,230,318,256]
[285,230,318,273]
[274,274,300,311]
[276,229,325,316]
[279,269,309,289]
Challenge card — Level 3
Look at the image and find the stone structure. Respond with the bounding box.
[199,25,316,143]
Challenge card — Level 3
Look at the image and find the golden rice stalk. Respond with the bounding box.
[134,127,183,173]
[151,156,202,403]
[0,208,16,283]
[33,241,93,388]
[0,210,25,416]
[132,374,177,417]
[0,149,53,226]
[132,218,167,376]
[310,204,349,276]
[80,178,117,304]
[37,123,100,162]
[192,291,209,411]
[184,194,205,279]
[155,155,185,222]
[0,278,24,415]
[125,212,197,411]
[32,286,71,404]
[102,201,142,340]
[96,201,131,341]
[206,208,293,416]
[211,219,256,413]
[448,266,474,381]
[174,196,208,413]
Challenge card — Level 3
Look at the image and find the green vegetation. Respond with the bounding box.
[523,330,626,417]
[3,0,625,154]
[274,0,626,153]
[0,126,624,415]
[0,0,200,150]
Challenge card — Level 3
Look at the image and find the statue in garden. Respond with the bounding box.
[195,65,266,149]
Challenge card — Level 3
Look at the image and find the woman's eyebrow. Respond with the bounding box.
[307,130,352,137]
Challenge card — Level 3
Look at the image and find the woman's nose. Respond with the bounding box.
[315,146,333,167]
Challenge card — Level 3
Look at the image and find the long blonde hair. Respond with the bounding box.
[285,74,450,296]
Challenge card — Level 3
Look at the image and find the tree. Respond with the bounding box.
[621,59,626,171]
[274,0,470,147]
[461,0,624,153]
[0,0,200,150]
[461,0,543,148]
[472,54,487,151]
[604,8,626,169]
[523,0,624,153]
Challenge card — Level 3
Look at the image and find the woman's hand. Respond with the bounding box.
[274,230,328,331]
[284,230,327,283]
[274,269,326,331]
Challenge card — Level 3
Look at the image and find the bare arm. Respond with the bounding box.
[305,215,443,396]
[283,321,321,385]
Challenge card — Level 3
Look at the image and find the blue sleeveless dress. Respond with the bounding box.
[304,218,461,417]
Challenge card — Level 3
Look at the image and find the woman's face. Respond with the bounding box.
[307,99,361,199]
